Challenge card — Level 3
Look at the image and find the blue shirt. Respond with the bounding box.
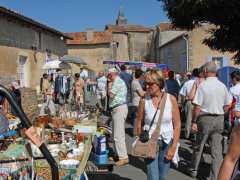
[119,71,132,91]
[165,79,180,98]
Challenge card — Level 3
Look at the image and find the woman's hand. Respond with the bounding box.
[165,145,176,161]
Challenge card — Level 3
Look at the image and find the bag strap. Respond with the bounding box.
[148,93,163,131]
[151,93,167,140]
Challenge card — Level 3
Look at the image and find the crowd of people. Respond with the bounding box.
[93,63,240,180]
[39,68,89,115]
[2,62,239,179]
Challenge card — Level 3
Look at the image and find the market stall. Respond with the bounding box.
[103,60,169,70]
[0,85,111,180]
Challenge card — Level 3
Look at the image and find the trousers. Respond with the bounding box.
[191,115,224,180]
[111,104,128,159]
[184,100,193,138]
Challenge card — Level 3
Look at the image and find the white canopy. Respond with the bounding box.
[42,60,71,70]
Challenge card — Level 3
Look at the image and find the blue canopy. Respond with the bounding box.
[103,60,169,70]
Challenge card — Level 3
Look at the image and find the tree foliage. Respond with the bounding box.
[159,0,240,62]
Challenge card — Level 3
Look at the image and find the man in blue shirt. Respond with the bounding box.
[119,65,132,104]
[165,71,180,99]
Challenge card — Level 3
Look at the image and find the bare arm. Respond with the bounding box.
[136,89,145,98]
[191,105,201,132]
[165,95,181,160]
[135,99,145,136]
[218,127,240,180]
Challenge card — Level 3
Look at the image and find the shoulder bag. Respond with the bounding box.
[132,93,167,159]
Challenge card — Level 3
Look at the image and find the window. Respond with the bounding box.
[212,57,223,68]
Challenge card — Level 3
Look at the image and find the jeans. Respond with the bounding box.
[145,140,171,180]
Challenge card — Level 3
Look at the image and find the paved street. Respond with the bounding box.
[112,121,212,180]
[87,95,211,180]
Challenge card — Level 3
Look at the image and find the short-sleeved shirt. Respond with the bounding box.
[97,76,107,92]
[230,84,240,111]
[119,71,132,91]
[193,77,232,115]
[109,76,127,108]
[165,79,180,98]
[131,79,143,106]
[179,78,196,97]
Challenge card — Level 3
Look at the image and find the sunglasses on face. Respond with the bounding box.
[144,82,156,87]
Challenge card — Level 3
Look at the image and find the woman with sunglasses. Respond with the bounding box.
[135,70,181,180]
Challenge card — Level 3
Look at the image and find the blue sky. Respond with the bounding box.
[0,0,168,32]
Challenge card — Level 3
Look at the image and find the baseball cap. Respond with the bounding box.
[108,68,118,74]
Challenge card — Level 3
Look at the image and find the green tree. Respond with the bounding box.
[159,0,240,62]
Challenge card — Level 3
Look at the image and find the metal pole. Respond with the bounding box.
[0,85,59,180]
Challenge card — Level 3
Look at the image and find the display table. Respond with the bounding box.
[34,116,97,180]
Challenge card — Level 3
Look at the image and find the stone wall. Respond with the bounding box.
[156,25,239,72]
[158,38,187,72]
[112,33,129,61]
[0,16,67,56]
[0,45,59,90]
[67,44,112,73]
[128,32,152,61]
[189,26,237,69]
[0,75,16,87]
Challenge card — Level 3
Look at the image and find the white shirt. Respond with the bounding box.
[144,94,173,144]
[230,84,240,98]
[179,78,196,97]
[131,79,143,107]
[193,77,232,114]
[97,76,107,92]
[80,70,88,79]
[230,84,240,111]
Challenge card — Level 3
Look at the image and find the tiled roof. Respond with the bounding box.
[158,22,183,31]
[65,31,112,45]
[0,6,71,39]
[105,24,152,33]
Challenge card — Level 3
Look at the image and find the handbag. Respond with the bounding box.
[132,93,167,159]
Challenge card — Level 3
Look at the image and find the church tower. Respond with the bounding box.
[116,6,127,26]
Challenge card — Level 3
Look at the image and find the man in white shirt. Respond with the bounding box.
[179,68,199,139]
[96,71,107,112]
[189,62,232,180]
[229,71,240,127]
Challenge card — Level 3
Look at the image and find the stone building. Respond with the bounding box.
[151,23,237,72]
[66,8,153,73]
[105,7,153,61]
[65,30,112,73]
[0,6,69,89]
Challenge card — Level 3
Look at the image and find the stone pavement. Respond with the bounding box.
[86,94,212,180]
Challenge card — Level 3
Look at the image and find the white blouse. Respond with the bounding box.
[143,94,173,144]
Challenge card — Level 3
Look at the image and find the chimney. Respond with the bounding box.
[86,28,94,41]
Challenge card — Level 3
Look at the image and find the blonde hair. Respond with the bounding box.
[144,70,165,89]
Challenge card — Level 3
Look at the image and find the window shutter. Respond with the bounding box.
[207,56,212,62]
[222,57,229,67]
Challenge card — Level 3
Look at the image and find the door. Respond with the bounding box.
[18,55,30,87]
